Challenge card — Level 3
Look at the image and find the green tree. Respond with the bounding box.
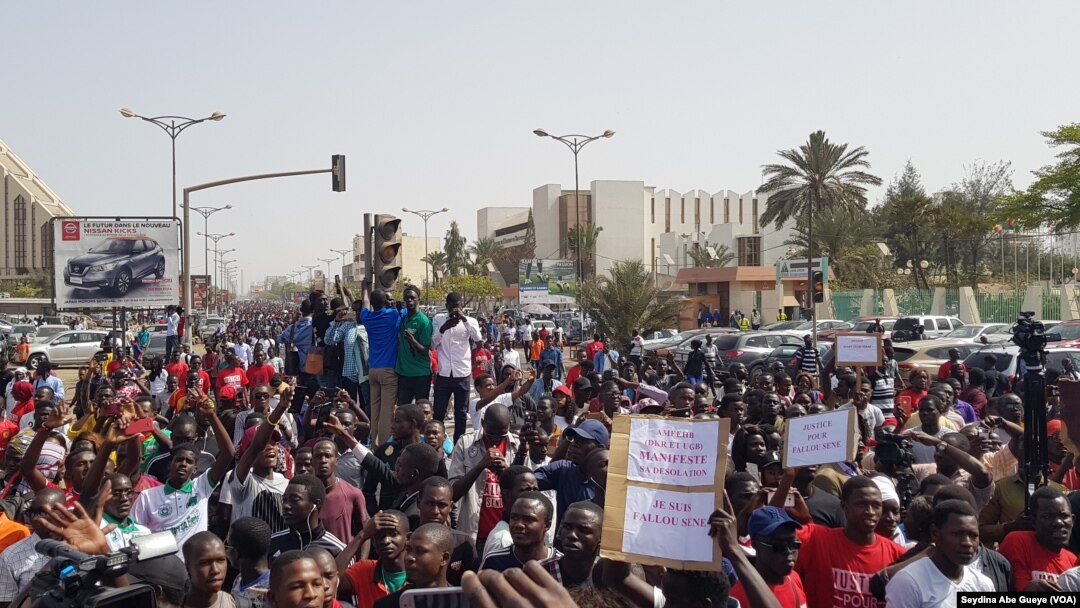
[943,161,1013,285]
[579,260,682,348]
[422,251,448,283]
[566,225,603,279]
[467,237,499,276]
[11,282,41,298]
[758,130,883,229]
[686,242,735,268]
[879,161,937,289]
[1000,124,1080,229]
[443,221,468,276]
[439,274,500,310]
[784,207,887,289]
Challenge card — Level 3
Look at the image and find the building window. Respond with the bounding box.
[651,198,655,224]
[651,237,656,274]
[737,236,762,267]
[13,195,27,270]
[665,198,671,232]
[41,222,53,271]
[710,199,715,225]
[696,283,709,295]
[752,198,759,233]
[724,198,729,224]
[680,198,685,224]
[739,199,743,225]
[694,198,700,228]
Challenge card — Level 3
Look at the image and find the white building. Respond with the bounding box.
[348,232,441,288]
[0,138,75,280]
[477,207,530,247]
[532,181,793,279]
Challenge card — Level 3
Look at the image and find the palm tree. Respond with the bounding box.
[468,237,499,274]
[759,130,882,308]
[566,225,603,279]
[579,260,682,347]
[784,208,886,288]
[422,251,448,282]
[686,242,736,268]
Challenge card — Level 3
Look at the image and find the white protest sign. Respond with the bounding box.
[627,417,720,487]
[783,408,859,468]
[622,486,716,563]
[834,333,882,366]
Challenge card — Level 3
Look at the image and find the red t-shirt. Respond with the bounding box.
[472,349,492,380]
[197,370,212,394]
[585,340,604,360]
[217,366,249,390]
[938,360,965,381]
[476,437,508,541]
[165,361,189,382]
[999,531,1079,590]
[565,365,582,388]
[246,363,275,387]
[730,571,807,608]
[896,389,928,417]
[795,524,905,608]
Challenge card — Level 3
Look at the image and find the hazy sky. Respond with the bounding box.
[4,2,1076,288]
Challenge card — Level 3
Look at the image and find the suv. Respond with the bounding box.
[25,330,109,370]
[64,236,167,297]
[672,330,803,367]
[964,345,1080,385]
[748,342,835,384]
[891,316,964,341]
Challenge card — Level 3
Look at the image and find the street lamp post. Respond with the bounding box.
[220,259,236,306]
[303,265,318,282]
[118,108,226,220]
[402,208,449,301]
[202,234,234,311]
[330,248,352,279]
[192,205,232,311]
[533,128,615,342]
[318,258,336,287]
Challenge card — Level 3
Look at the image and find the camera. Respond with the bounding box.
[19,532,177,608]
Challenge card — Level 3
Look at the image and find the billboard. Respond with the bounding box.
[191,275,210,310]
[54,219,180,309]
[517,258,578,304]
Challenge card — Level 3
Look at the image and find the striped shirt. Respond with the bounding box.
[269,525,346,560]
[794,346,821,374]
[479,545,563,579]
[869,370,895,416]
[0,534,47,602]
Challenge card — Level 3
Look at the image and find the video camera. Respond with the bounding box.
[18,532,177,608]
[874,430,916,509]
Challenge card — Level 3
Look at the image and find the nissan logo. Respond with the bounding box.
[63,222,77,235]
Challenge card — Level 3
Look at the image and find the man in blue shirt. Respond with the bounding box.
[278,301,314,411]
[538,337,564,380]
[593,337,619,375]
[360,283,404,446]
[532,419,608,527]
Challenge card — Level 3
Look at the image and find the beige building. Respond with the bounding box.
[477,206,530,247]
[0,138,75,280]
[348,232,441,288]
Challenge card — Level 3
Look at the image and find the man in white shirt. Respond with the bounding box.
[499,337,520,370]
[885,499,995,606]
[431,292,483,442]
[165,305,180,361]
[234,340,254,369]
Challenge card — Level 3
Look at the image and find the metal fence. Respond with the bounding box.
[832,291,862,320]
[830,288,1037,323]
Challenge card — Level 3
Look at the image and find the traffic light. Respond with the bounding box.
[373,214,402,291]
[332,155,346,192]
[812,271,824,303]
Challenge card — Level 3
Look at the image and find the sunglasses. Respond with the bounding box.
[253,393,271,399]
[757,540,801,554]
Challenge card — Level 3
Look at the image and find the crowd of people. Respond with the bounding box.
[0,283,1075,607]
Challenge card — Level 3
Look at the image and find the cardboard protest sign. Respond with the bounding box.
[783,408,859,468]
[601,414,730,571]
[834,333,883,367]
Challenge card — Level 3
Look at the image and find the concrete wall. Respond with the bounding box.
[592,180,647,278]
[477,207,528,240]
[533,185,563,260]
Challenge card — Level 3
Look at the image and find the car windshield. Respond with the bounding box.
[655,335,686,347]
[88,238,135,254]
[35,327,66,339]
[1048,325,1080,340]
[712,335,740,350]
[945,325,986,339]
[963,349,1014,372]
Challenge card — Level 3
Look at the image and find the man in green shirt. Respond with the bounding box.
[397,285,434,405]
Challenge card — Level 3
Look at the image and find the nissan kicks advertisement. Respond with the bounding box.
[53,219,180,308]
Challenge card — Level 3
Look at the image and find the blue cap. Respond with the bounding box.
[747,506,802,538]
[565,419,610,447]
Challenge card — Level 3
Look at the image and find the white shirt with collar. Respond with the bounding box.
[431,313,483,378]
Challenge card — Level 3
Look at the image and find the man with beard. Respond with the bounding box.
[999,486,1078,591]
[270,475,346,560]
[886,500,995,603]
[794,476,905,608]
[130,406,235,553]
[374,523,456,608]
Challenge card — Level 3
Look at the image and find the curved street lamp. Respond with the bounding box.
[402,207,450,301]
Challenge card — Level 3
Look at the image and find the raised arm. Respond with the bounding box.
[21,405,76,491]
[236,386,292,483]
[203,406,237,485]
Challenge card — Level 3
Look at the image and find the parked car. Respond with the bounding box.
[963,345,1080,385]
[672,330,803,368]
[4,324,38,349]
[24,330,110,370]
[817,317,898,342]
[30,325,72,344]
[763,319,851,333]
[760,321,807,331]
[892,339,979,382]
[646,332,699,357]
[142,333,168,359]
[890,316,965,342]
[1045,321,1080,349]
[747,342,836,385]
[63,236,167,297]
[640,329,679,346]
[940,323,1010,344]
